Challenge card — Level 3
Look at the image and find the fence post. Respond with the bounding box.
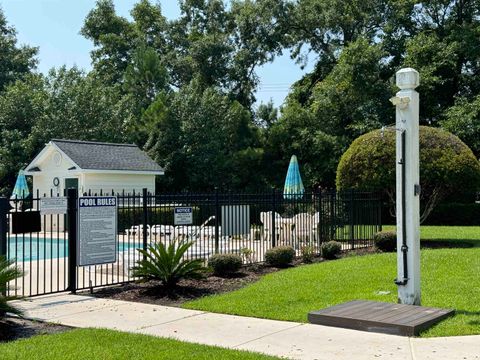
[378,194,383,232]
[330,191,335,240]
[0,198,10,296]
[271,188,276,248]
[316,190,321,250]
[0,197,9,258]
[214,188,220,254]
[350,189,355,250]
[142,188,148,260]
[67,188,78,294]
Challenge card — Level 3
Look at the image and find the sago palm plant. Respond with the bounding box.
[0,256,23,317]
[131,240,205,288]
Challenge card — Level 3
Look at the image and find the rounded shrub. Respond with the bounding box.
[264,246,295,267]
[321,241,342,260]
[208,254,243,276]
[373,231,397,252]
[336,126,480,223]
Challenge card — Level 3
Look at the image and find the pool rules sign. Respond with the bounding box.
[77,196,117,266]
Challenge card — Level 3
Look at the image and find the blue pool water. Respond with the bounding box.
[6,237,140,262]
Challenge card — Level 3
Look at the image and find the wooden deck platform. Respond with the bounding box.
[308,300,454,336]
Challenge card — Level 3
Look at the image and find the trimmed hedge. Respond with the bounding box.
[209,254,243,276]
[265,246,295,267]
[336,126,480,223]
[373,231,396,252]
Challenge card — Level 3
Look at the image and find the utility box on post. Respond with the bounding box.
[392,68,421,305]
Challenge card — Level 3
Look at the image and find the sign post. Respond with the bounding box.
[67,188,78,294]
[391,68,421,305]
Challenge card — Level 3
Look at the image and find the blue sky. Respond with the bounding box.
[1,0,313,107]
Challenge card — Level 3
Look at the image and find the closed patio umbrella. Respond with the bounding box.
[10,170,30,200]
[283,155,304,199]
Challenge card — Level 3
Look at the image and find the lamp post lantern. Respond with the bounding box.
[390,68,421,305]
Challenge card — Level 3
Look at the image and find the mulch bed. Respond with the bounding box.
[84,263,279,307]
[85,250,371,307]
[0,317,71,343]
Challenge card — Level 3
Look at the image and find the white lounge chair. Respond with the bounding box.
[260,211,288,242]
[126,224,150,236]
[150,225,175,239]
[291,212,314,244]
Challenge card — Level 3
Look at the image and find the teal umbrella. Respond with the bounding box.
[10,170,30,200]
[283,155,305,199]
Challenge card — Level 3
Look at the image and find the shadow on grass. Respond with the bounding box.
[420,240,475,249]
[452,309,480,327]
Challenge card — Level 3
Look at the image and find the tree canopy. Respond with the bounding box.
[1,1,480,195]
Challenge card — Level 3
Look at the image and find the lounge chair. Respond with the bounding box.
[260,211,289,243]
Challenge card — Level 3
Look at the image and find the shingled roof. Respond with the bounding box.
[49,139,163,172]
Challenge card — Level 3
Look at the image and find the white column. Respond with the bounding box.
[393,68,421,305]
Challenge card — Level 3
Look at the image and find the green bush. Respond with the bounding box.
[264,246,295,267]
[132,241,205,288]
[373,231,397,252]
[240,248,255,264]
[208,254,243,276]
[336,126,480,223]
[321,241,342,260]
[301,245,315,263]
[0,256,23,317]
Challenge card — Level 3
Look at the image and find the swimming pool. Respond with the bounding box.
[6,237,141,262]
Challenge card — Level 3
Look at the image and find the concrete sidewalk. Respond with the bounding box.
[11,294,479,360]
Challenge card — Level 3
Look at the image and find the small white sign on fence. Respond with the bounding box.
[40,197,68,215]
[77,196,117,266]
[174,207,193,225]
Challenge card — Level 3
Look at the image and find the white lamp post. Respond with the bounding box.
[390,68,421,305]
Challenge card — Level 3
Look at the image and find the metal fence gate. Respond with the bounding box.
[0,189,381,297]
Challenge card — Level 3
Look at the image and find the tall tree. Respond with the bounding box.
[403,0,480,124]
[123,45,169,146]
[81,0,136,84]
[146,80,264,191]
[0,75,46,195]
[0,9,38,91]
[441,95,480,157]
[28,67,132,149]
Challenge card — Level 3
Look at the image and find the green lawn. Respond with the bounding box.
[184,247,480,337]
[0,328,279,360]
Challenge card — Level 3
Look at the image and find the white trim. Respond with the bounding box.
[24,141,82,175]
[23,143,52,173]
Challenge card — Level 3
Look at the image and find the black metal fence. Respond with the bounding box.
[0,189,381,297]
